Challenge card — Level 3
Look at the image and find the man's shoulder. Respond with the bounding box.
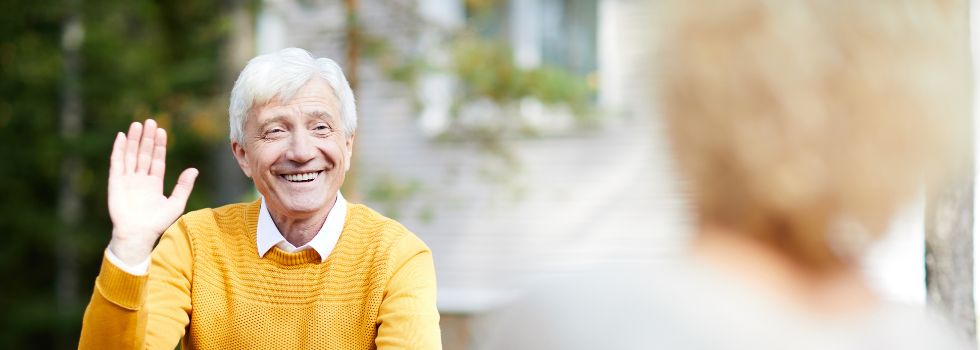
[176,200,259,233]
[345,203,406,236]
[344,203,429,253]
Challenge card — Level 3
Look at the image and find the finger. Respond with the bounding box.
[109,132,126,177]
[150,128,167,178]
[124,122,142,173]
[136,119,158,173]
[168,168,199,208]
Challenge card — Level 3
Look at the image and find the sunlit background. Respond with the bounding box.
[1,0,978,348]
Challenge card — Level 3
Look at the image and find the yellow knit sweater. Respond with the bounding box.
[79,200,441,349]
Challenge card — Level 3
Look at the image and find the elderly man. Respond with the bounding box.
[79,48,442,349]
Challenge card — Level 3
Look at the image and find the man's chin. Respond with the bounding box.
[278,198,333,216]
[262,189,336,214]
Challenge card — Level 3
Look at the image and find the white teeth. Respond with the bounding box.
[283,172,318,182]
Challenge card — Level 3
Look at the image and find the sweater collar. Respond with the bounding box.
[255,192,347,262]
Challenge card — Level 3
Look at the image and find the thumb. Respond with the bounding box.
[169,168,199,207]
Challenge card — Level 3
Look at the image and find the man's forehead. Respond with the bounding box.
[257,103,336,115]
[251,105,339,124]
[252,83,340,121]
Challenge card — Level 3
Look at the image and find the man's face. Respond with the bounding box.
[232,78,353,220]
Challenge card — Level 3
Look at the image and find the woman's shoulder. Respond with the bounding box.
[483,262,970,350]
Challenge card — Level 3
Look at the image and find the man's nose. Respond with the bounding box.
[285,132,316,163]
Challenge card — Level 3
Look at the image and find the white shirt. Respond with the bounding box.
[256,191,347,261]
[106,192,348,275]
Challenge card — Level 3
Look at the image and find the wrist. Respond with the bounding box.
[108,233,155,266]
[105,247,151,275]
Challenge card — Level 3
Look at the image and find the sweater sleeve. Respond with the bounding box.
[375,233,442,350]
[79,217,195,350]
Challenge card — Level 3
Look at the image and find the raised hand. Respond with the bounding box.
[107,119,198,266]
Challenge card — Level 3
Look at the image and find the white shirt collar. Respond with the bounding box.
[256,192,347,262]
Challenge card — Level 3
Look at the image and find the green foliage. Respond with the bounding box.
[370,7,598,142]
[0,0,230,347]
[450,33,594,116]
[380,30,598,137]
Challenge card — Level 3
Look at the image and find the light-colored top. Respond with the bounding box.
[107,192,348,274]
[256,192,346,260]
[80,200,442,350]
[486,260,969,350]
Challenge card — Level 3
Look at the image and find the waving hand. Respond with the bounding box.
[107,119,198,266]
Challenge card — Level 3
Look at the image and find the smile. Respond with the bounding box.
[281,171,321,182]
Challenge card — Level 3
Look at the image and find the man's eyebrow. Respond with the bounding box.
[253,111,337,130]
[258,115,289,128]
[306,109,338,122]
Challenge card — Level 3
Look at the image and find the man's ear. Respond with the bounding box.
[231,141,252,178]
[344,132,356,172]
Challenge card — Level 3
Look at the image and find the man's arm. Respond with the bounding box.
[78,119,198,349]
[375,233,442,350]
[79,219,194,350]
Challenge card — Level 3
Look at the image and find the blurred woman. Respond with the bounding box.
[486,1,972,349]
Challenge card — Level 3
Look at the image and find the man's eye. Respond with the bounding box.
[262,128,285,138]
[314,125,329,131]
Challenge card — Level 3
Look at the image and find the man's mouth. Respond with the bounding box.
[281,171,322,182]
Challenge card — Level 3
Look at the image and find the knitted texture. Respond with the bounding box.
[79,200,442,350]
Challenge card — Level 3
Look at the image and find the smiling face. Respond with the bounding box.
[232,78,354,221]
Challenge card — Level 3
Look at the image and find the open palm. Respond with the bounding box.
[107,119,198,265]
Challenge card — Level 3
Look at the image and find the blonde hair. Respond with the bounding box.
[656,0,970,270]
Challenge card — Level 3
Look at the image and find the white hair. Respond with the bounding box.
[229,47,357,143]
